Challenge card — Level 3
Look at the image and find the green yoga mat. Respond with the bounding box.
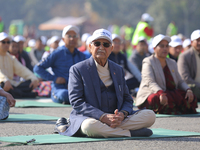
[0,128,200,146]
[0,114,59,122]
[156,109,200,118]
[15,101,71,108]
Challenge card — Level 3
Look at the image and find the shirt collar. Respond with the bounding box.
[94,59,108,69]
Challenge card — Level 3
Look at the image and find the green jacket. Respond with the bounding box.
[131,21,151,46]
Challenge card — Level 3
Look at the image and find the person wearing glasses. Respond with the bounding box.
[54,29,155,138]
[0,32,39,98]
[34,25,86,104]
[135,34,197,114]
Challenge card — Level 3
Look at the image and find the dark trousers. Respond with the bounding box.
[126,77,140,95]
[1,80,37,98]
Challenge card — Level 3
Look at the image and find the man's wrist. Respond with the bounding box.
[120,110,128,118]
[99,113,108,121]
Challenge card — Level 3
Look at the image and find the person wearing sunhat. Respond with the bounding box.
[14,35,33,71]
[182,39,191,52]
[54,28,155,138]
[108,34,141,93]
[78,33,91,52]
[167,35,183,62]
[131,13,154,47]
[178,29,200,102]
[136,34,197,114]
[34,25,86,104]
[0,32,39,98]
[129,37,148,72]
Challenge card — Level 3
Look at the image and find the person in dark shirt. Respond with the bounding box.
[14,35,33,71]
[167,35,182,62]
[108,34,141,93]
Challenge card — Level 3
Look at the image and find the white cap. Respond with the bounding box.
[81,33,91,42]
[183,39,191,48]
[141,13,154,22]
[138,36,147,43]
[41,36,47,45]
[13,35,25,42]
[0,32,10,41]
[49,36,60,45]
[169,35,182,47]
[62,25,79,38]
[152,34,171,48]
[46,39,51,46]
[28,39,36,47]
[90,28,112,43]
[59,39,65,47]
[191,29,200,41]
[112,34,121,41]
[86,36,92,46]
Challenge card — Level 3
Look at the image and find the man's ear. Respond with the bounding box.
[111,45,114,51]
[89,43,92,49]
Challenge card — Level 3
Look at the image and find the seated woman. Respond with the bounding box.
[135,34,197,114]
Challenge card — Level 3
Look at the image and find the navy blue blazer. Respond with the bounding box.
[61,56,136,136]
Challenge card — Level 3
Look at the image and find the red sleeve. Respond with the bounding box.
[157,90,165,95]
[144,27,154,37]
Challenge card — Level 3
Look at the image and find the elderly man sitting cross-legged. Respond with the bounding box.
[54,29,155,138]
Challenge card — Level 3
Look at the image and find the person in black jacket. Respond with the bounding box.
[108,34,141,93]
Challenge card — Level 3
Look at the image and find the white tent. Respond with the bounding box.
[38,16,87,30]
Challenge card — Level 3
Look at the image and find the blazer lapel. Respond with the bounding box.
[153,55,166,86]
[191,48,197,77]
[88,57,101,107]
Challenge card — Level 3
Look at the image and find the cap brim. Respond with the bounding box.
[153,36,171,48]
[0,36,10,41]
[169,42,182,47]
[91,35,112,43]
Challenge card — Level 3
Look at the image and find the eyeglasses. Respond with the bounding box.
[92,41,111,48]
[1,41,10,44]
[66,35,78,39]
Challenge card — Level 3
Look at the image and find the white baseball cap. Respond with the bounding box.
[183,39,191,48]
[62,25,79,38]
[141,13,154,22]
[59,39,65,47]
[81,33,91,42]
[49,36,60,45]
[28,39,36,47]
[138,36,147,43]
[0,32,10,41]
[90,28,112,43]
[112,34,121,41]
[41,36,47,45]
[86,36,92,46]
[13,35,25,42]
[169,35,182,47]
[152,34,171,48]
[191,29,200,41]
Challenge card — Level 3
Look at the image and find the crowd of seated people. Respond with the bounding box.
[0,24,199,123]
